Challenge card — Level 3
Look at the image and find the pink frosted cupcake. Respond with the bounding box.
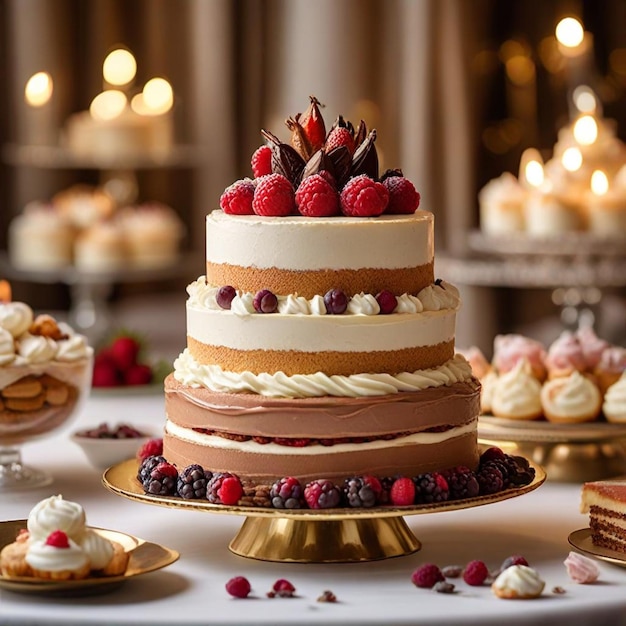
[492,334,547,382]
[545,331,588,379]
[595,346,626,395]
[576,326,610,371]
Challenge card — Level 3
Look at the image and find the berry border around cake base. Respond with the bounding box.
[102,458,545,563]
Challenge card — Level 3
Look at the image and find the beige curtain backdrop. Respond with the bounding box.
[2,0,495,349]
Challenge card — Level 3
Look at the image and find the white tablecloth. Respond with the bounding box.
[2,391,626,626]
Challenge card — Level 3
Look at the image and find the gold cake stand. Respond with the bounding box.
[479,417,626,483]
[103,458,545,563]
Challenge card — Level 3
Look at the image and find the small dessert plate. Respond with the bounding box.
[0,520,179,595]
[568,528,626,568]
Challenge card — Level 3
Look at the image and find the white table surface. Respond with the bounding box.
[2,391,626,626]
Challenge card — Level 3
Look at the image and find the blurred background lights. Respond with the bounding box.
[102,48,137,86]
[573,85,598,113]
[555,17,585,48]
[142,77,173,114]
[89,90,127,121]
[573,114,598,145]
[24,71,53,107]
[562,147,583,171]
[591,169,609,195]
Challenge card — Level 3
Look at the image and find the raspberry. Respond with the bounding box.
[207,472,244,505]
[251,145,272,178]
[143,461,178,495]
[136,438,163,462]
[177,464,212,499]
[295,174,340,217]
[110,336,140,371]
[216,285,237,310]
[442,466,480,500]
[413,472,449,504]
[268,578,296,598]
[252,173,295,216]
[376,290,397,314]
[323,288,348,314]
[325,126,355,154]
[382,175,421,214]
[463,560,489,586]
[124,363,153,386]
[476,463,504,495]
[389,477,415,506]
[342,476,378,508]
[340,175,389,217]
[137,454,167,485]
[304,479,341,509]
[501,555,529,570]
[220,178,255,215]
[270,476,303,509]
[92,359,122,387]
[411,563,445,588]
[45,530,70,548]
[226,575,252,598]
[253,289,278,313]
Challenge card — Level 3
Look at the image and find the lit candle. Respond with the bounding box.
[24,71,55,145]
[102,48,137,88]
[590,169,609,196]
[89,90,128,121]
[555,16,594,105]
[519,148,544,189]
[573,114,598,145]
[562,146,583,172]
[0,280,11,303]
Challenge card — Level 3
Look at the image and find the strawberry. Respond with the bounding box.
[124,363,153,386]
[92,360,122,387]
[389,477,415,506]
[110,336,141,371]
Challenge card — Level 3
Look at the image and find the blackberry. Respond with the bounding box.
[304,479,341,509]
[177,464,212,499]
[342,476,377,508]
[504,455,536,486]
[413,472,449,504]
[443,466,480,500]
[481,459,511,488]
[206,472,243,505]
[137,455,167,485]
[476,463,504,495]
[143,461,178,495]
[270,476,303,509]
[378,476,395,505]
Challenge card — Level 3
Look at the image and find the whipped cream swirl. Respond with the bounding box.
[26,536,89,573]
[491,359,542,418]
[27,495,87,541]
[0,302,34,337]
[492,565,545,598]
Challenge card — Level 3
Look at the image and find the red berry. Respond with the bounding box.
[376,290,397,314]
[270,578,296,597]
[45,530,70,548]
[480,446,506,463]
[226,575,252,598]
[252,173,295,217]
[155,462,178,478]
[362,474,383,498]
[382,176,421,214]
[304,479,341,509]
[251,145,272,178]
[323,288,348,314]
[110,336,141,371]
[92,360,122,387]
[253,289,278,313]
[326,126,355,154]
[137,438,163,462]
[220,178,255,215]
[216,285,237,310]
[463,560,489,586]
[340,175,389,217]
[501,555,529,570]
[389,477,415,506]
[411,563,445,588]
[218,475,244,505]
[295,174,340,217]
[124,363,153,386]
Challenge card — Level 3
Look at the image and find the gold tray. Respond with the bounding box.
[103,458,545,563]
[0,521,179,595]
[569,528,626,568]
[479,416,626,483]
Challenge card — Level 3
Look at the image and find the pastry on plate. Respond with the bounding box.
[603,372,626,423]
[491,359,543,420]
[541,371,602,424]
[492,334,547,382]
[491,564,545,599]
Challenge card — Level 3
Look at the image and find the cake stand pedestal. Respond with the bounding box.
[103,459,545,563]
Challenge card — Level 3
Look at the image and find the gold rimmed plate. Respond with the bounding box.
[0,521,179,595]
[103,458,545,563]
[568,528,626,568]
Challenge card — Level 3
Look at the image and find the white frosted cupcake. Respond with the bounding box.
[491,359,543,420]
[603,372,626,423]
[541,371,602,424]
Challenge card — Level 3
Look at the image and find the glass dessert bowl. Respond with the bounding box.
[0,300,93,490]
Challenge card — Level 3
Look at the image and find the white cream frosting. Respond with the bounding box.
[395,293,423,313]
[0,327,16,365]
[206,210,434,271]
[492,565,545,598]
[174,350,473,398]
[0,302,34,338]
[16,333,58,364]
[480,369,499,414]
[26,536,89,573]
[347,293,380,315]
[78,529,114,570]
[491,359,542,419]
[603,372,626,422]
[27,495,87,541]
[55,333,91,362]
[541,371,601,419]
[417,282,461,311]
[165,418,477,455]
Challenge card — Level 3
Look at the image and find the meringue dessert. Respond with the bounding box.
[491,564,545,599]
[541,371,602,424]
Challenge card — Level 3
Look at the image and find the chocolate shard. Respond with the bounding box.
[350,129,378,180]
[327,145,353,188]
[301,148,333,181]
[261,129,306,185]
[353,119,367,149]
[285,116,313,161]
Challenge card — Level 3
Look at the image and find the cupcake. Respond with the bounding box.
[25,530,90,581]
[491,565,545,599]
[603,372,626,423]
[541,371,602,424]
[74,221,128,272]
[478,172,527,235]
[594,346,626,395]
[492,334,547,382]
[545,331,588,379]
[576,326,610,370]
[491,359,543,420]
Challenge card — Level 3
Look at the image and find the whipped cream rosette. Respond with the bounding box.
[603,372,626,423]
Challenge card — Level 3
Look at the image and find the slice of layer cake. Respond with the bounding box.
[581,480,626,551]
